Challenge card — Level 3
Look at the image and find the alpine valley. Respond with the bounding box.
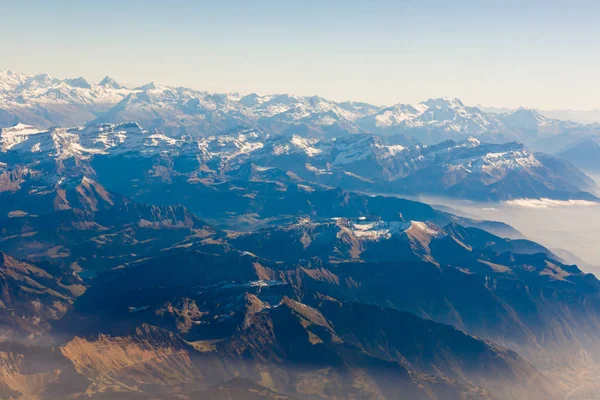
[1,71,600,400]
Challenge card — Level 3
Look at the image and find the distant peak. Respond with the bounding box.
[514,106,540,114]
[137,81,157,90]
[423,97,464,108]
[270,93,302,104]
[508,107,547,121]
[239,93,263,107]
[65,77,92,89]
[98,76,122,89]
[31,73,52,81]
[16,73,55,90]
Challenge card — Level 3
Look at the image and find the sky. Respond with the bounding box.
[1,0,599,109]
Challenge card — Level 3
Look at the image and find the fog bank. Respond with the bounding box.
[410,195,600,277]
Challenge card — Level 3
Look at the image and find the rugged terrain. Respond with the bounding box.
[0,170,598,398]
[2,70,600,152]
[1,71,600,399]
[0,121,596,204]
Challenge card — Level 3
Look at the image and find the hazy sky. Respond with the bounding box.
[1,0,599,109]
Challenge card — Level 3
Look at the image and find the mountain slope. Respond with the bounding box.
[62,252,559,400]
[557,137,600,171]
[0,253,81,344]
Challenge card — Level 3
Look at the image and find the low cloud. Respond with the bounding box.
[505,198,597,209]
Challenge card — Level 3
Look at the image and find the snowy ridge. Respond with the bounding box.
[347,219,412,240]
[1,70,590,145]
[0,122,182,159]
[330,218,445,242]
[0,123,43,151]
[0,120,594,202]
[363,97,498,136]
[0,121,562,181]
[199,130,266,161]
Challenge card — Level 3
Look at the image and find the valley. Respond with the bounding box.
[412,195,600,273]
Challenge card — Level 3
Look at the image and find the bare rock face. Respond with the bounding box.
[0,253,77,344]
[60,325,206,393]
[0,351,61,400]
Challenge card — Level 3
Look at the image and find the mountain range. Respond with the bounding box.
[2,70,600,399]
[0,172,598,399]
[481,104,600,125]
[2,70,600,155]
[0,121,596,203]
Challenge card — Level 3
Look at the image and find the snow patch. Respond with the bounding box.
[291,135,322,156]
[407,221,443,237]
[349,220,412,240]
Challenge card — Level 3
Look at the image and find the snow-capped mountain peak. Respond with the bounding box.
[64,77,92,89]
[421,96,464,108]
[502,107,550,126]
[0,70,29,92]
[373,103,426,127]
[15,73,57,92]
[98,76,122,89]
[0,121,191,160]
